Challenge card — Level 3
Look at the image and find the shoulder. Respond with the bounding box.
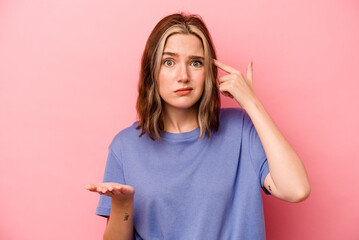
[220,107,253,127]
[109,121,141,150]
[220,107,246,119]
[213,108,246,138]
[219,107,248,127]
[216,108,256,138]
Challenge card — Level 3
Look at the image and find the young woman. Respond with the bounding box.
[85,13,310,240]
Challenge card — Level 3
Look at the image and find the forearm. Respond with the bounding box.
[244,99,310,199]
[104,198,134,240]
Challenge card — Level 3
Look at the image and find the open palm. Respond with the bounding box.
[85,183,135,202]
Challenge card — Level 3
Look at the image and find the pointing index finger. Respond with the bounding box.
[213,59,240,74]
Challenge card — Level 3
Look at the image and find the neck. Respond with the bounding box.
[162,105,199,133]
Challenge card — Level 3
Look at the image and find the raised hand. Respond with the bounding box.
[85,183,135,202]
[213,59,258,109]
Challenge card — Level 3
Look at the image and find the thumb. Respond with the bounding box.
[246,61,253,86]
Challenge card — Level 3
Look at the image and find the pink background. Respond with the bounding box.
[1,0,358,239]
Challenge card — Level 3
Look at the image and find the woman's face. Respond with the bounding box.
[158,33,205,113]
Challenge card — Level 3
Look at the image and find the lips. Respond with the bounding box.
[175,87,193,96]
[175,87,193,93]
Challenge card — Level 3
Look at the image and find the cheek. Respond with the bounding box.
[194,71,206,87]
[158,69,173,85]
[158,71,167,88]
[158,70,171,97]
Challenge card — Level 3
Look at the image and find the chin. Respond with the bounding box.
[164,101,199,111]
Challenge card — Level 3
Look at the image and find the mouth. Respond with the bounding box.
[175,87,193,96]
[175,87,193,92]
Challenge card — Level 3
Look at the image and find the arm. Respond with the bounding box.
[104,198,134,240]
[85,183,135,240]
[213,59,311,203]
[245,99,310,202]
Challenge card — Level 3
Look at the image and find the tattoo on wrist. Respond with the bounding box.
[123,213,129,221]
[268,185,272,192]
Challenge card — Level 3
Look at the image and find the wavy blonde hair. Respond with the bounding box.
[136,13,220,141]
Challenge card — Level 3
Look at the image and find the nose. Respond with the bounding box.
[178,63,189,83]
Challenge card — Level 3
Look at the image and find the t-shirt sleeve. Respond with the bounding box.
[96,139,126,217]
[243,111,271,195]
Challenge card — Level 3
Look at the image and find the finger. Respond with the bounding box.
[101,187,109,194]
[218,83,234,99]
[220,90,234,98]
[222,91,233,98]
[84,184,97,191]
[213,59,240,75]
[90,184,103,192]
[103,191,114,198]
[97,185,108,193]
[246,61,253,85]
[218,74,237,83]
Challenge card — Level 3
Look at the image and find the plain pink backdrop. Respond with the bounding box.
[1,0,358,239]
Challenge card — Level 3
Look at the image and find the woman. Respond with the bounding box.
[85,13,310,240]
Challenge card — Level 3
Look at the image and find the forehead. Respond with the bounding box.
[163,34,204,56]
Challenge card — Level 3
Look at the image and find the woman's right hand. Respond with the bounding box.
[85,183,135,202]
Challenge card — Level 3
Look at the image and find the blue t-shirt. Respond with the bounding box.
[96,108,271,239]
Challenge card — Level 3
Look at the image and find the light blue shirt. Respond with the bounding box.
[96,108,270,239]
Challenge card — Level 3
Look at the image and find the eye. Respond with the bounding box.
[163,59,174,67]
[191,60,203,67]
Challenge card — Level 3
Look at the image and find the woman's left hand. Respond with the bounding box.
[213,59,258,109]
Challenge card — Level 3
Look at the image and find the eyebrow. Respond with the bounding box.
[163,51,204,60]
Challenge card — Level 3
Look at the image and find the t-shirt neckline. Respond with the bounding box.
[161,127,200,141]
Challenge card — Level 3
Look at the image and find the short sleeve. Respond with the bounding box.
[95,145,126,217]
[243,112,271,195]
